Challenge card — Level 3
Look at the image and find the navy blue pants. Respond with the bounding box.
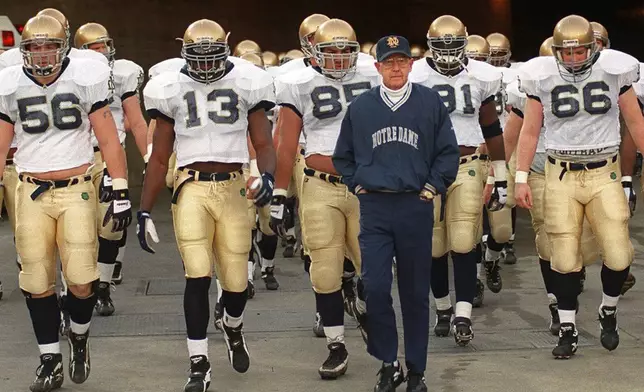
[357,192,434,374]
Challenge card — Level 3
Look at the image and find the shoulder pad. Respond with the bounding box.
[509,62,523,69]
[598,49,639,76]
[358,52,375,63]
[505,80,525,106]
[356,59,378,78]
[69,58,112,86]
[516,56,556,82]
[113,59,143,78]
[68,48,109,65]
[500,67,518,84]
[149,58,185,79]
[276,65,316,86]
[231,62,274,91]
[0,65,22,95]
[143,71,183,100]
[0,48,22,70]
[228,56,255,67]
[409,58,430,82]
[466,59,502,82]
[275,58,307,76]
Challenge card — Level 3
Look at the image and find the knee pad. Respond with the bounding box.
[258,232,278,260]
[310,259,342,294]
[489,210,512,244]
[98,237,120,264]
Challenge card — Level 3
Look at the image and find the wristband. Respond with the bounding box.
[515,171,529,184]
[250,159,260,177]
[622,176,633,182]
[112,178,128,190]
[491,160,507,181]
[486,176,495,185]
[273,188,288,197]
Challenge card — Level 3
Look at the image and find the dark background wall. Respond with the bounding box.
[3,0,643,191]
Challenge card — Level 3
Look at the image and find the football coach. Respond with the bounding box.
[333,35,459,392]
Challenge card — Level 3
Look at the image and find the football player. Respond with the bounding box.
[590,21,637,296]
[0,14,131,391]
[410,44,424,60]
[233,39,261,57]
[484,32,518,267]
[272,19,378,379]
[410,15,506,346]
[140,20,276,391]
[504,37,601,335]
[515,15,644,359]
[74,22,148,316]
[262,51,279,68]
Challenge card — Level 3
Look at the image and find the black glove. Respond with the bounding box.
[98,168,113,203]
[269,193,288,237]
[136,210,159,253]
[251,172,275,207]
[622,176,636,216]
[487,180,508,212]
[102,188,132,232]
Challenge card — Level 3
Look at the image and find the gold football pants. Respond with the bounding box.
[92,150,127,241]
[3,163,18,231]
[16,173,98,294]
[166,152,177,189]
[544,156,632,273]
[172,169,251,292]
[528,171,600,265]
[300,170,360,294]
[480,153,515,244]
[433,154,483,257]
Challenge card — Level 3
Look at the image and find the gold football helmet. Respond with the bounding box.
[262,51,279,67]
[20,15,68,77]
[74,23,116,63]
[552,15,596,82]
[427,15,468,73]
[180,19,230,83]
[539,37,554,56]
[486,33,511,66]
[312,19,360,80]
[590,21,610,49]
[36,8,70,44]
[280,49,305,65]
[233,40,261,57]
[361,41,374,54]
[464,35,490,62]
[241,52,264,68]
[410,44,424,59]
[369,44,377,58]
[299,14,330,57]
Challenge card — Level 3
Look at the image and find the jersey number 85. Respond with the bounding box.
[310,82,372,120]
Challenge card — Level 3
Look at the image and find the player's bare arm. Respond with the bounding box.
[140,116,174,213]
[619,88,644,159]
[479,100,505,161]
[248,109,276,176]
[0,119,15,176]
[274,106,302,189]
[514,98,543,209]
[122,95,149,158]
[91,106,127,180]
[502,111,523,162]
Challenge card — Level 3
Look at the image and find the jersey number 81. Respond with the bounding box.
[310,82,372,120]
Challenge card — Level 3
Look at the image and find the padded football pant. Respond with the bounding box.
[3,163,18,231]
[544,156,632,273]
[358,192,433,374]
[484,152,516,244]
[16,173,99,295]
[172,169,251,293]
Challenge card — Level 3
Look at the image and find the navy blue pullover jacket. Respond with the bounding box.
[333,83,459,195]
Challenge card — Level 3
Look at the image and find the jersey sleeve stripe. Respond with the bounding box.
[249,100,276,114]
[147,109,175,124]
[89,99,110,114]
[527,94,541,103]
[511,107,524,119]
[482,95,495,105]
[619,85,632,96]
[121,91,138,101]
[278,103,302,118]
[0,112,14,125]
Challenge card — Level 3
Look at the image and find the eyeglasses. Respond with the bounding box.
[380,57,410,69]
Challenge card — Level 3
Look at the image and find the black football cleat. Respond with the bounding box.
[406,372,428,392]
[548,303,561,336]
[213,299,223,332]
[434,307,453,337]
[111,261,123,285]
[95,282,115,316]
[184,355,211,392]
[261,267,279,290]
[68,331,91,384]
[223,323,250,373]
[501,242,517,265]
[453,317,474,347]
[598,306,619,351]
[552,322,578,359]
[313,312,325,338]
[30,353,64,392]
[373,361,404,392]
[485,259,502,293]
[318,342,348,380]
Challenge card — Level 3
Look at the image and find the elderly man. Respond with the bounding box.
[333,35,459,392]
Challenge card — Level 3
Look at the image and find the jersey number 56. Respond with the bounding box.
[17,94,83,134]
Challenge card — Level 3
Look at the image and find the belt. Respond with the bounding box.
[300,148,306,156]
[171,168,243,204]
[460,154,482,165]
[479,154,489,161]
[6,158,13,165]
[303,168,343,184]
[19,173,92,201]
[547,155,617,181]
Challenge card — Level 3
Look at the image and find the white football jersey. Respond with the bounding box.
[275,58,309,77]
[144,61,275,167]
[0,58,111,173]
[148,58,185,79]
[90,59,144,147]
[518,49,639,155]
[275,62,379,157]
[634,63,644,105]
[410,58,502,147]
[496,66,518,128]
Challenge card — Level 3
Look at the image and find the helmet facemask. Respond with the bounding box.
[21,38,68,77]
[552,41,596,83]
[182,39,230,84]
[489,48,510,66]
[428,35,467,74]
[83,38,116,66]
[313,41,359,81]
[300,33,315,57]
